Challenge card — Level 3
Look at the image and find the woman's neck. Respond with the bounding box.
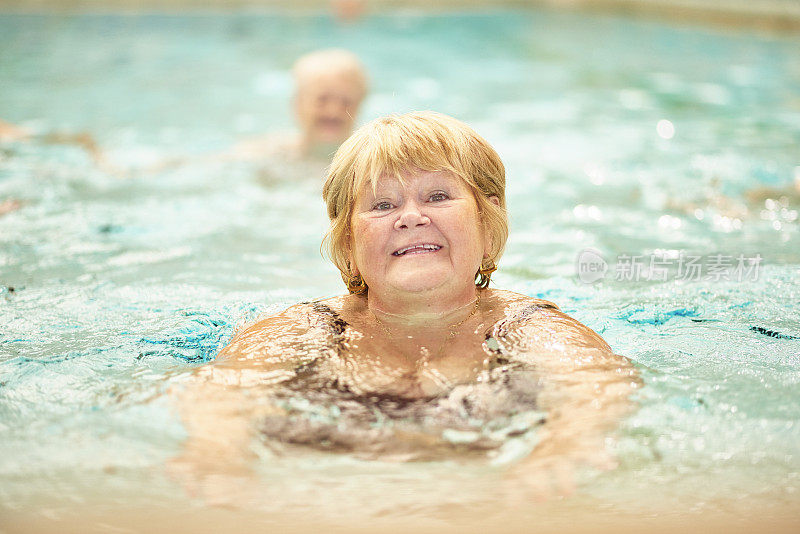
[366,287,480,329]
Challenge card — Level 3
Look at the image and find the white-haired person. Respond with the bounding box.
[233,48,368,163]
[171,111,639,501]
[132,49,367,179]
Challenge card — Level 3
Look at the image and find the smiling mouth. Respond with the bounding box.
[392,244,442,256]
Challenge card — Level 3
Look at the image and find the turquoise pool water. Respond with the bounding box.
[1,8,799,529]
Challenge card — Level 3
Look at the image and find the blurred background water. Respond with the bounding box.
[0,4,799,531]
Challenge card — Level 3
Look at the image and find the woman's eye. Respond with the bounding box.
[429,192,449,202]
[373,201,394,210]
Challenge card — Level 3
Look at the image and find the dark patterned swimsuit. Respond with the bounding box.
[258,301,557,460]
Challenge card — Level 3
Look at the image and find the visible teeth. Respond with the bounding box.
[394,244,441,256]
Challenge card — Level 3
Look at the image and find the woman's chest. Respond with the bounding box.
[312,330,501,398]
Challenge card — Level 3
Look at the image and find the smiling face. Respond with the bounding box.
[323,112,509,300]
[349,169,491,303]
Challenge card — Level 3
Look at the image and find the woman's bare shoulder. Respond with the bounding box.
[485,288,560,311]
[242,301,318,331]
[487,288,611,353]
[216,296,354,361]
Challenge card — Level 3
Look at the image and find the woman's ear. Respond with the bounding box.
[488,196,500,207]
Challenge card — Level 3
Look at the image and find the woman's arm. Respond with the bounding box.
[509,308,640,497]
[168,303,324,503]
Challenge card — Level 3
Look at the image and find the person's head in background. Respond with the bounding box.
[292,49,368,158]
[331,0,367,24]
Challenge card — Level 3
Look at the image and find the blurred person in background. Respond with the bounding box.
[666,171,800,221]
[0,198,21,217]
[331,0,367,23]
[0,119,28,142]
[232,48,368,166]
[0,118,106,165]
[1,119,112,215]
[41,49,369,182]
[745,171,800,206]
[141,49,369,183]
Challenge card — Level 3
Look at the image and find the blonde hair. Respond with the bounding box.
[292,49,368,99]
[322,111,507,292]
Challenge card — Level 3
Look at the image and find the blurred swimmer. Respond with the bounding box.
[331,0,367,23]
[0,199,22,217]
[667,172,800,221]
[745,171,800,206]
[0,118,109,165]
[100,50,367,180]
[0,119,28,142]
[0,118,107,164]
[233,49,368,163]
[1,119,114,211]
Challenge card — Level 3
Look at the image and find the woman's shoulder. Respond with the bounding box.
[216,295,355,360]
[485,288,611,352]
[245,296,353,334]
[484,288,560,314]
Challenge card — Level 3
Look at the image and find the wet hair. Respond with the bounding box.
[292,48,368,100]
[322,111,508,291]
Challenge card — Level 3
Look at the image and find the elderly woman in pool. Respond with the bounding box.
[174,111,638,499]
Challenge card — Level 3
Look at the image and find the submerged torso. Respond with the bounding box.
[210,289,574,459]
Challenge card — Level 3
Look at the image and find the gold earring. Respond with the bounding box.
[345,272,367,294]
[475,258,496,289]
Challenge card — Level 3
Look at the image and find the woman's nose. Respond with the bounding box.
[395,201,430,229]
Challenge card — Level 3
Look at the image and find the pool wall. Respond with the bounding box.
[1,0,799,31]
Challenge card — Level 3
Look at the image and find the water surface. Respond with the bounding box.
[1,8,799,530]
